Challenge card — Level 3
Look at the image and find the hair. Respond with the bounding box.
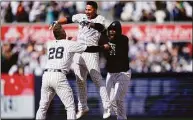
[86,1,98,9]
[53,24,66,40]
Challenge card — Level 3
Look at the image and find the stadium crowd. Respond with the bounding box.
[1,38,192,75]
[1,1,192,75]
[1,1,192,23]
[129,37,192,73]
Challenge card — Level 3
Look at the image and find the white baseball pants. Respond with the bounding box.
[106,70,131,120]
[72,53,110,111]
[36,72,76,120]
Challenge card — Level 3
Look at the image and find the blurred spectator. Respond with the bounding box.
[121,1,134,21]
[99,1,116,21]
[16,42,38,75]
[8,63,26,76]
[45,5,54,24]
[148,11,156,22]
[4,2,14,23]
[1,1,192,23]
[51,1,60,20]
[15,1,29,22]
[38,5,46,22]
[29,2,41,22]
[183,2,192,19]
[1,42,19,73]
[154,10,166,23]
[60,1,76,17]
[173,1,186,21]
[75,1,86,13]
[140,9,149,21]
[10,1,19,17]
[154,1,167,23]
[113,1,126,20]
[33,44,47,76]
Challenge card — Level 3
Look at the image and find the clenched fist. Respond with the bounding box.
[49,21,58,30]
[103,44,111,50]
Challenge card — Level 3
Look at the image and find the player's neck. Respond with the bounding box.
[89,14,98,19]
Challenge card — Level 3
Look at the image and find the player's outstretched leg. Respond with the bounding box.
[89,69,111,119]
[113,71,131,120]
[106,73,117,115]
[84,53,111,119]
[36,77,56,120]
[55,74,76,120]
[72,62,89,119]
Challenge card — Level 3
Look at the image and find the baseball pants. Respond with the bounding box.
[36,72,76,120]
[72,52,110,111]
[106,70,131,120]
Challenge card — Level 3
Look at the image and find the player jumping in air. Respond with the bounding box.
[49,1,111,119]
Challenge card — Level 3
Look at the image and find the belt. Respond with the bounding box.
[44,69,66,74]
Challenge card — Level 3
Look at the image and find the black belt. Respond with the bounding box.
[44,69,63,73]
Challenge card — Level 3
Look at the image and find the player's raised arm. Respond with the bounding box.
[49,16,73,30]
[58,16,73,24]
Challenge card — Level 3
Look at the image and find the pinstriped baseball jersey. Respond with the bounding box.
[45,40,87,72]
[71,13,111,112]
[72,13,105,46]
[36,40,87,120]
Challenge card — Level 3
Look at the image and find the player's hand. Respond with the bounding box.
[108,42,116,50]
[49,21,58,30]
[103,44,111,50]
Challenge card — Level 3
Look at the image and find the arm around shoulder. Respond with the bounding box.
[84,44,110,53]
[89,23,105,32]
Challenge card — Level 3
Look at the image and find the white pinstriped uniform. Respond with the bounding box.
[106,70,131,120]
[71,14,110,111]
[36,40,87,120]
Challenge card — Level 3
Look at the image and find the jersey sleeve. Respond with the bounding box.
[72,14,86,23]
[68,41,87,53]
[96,15,105,26]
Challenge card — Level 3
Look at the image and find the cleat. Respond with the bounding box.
[103,108,111,119]
[76,107,89,119]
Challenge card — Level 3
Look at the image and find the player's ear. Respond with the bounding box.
[94,8,97,13]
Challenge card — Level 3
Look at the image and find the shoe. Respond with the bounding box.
[76,107,89,119]
[103,108,111,119]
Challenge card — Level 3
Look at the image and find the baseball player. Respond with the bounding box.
[49,1,111,119]
[104,21,131,120]
[36,24,111,120]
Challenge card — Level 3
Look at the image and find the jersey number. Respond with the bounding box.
[48,47,64,59]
